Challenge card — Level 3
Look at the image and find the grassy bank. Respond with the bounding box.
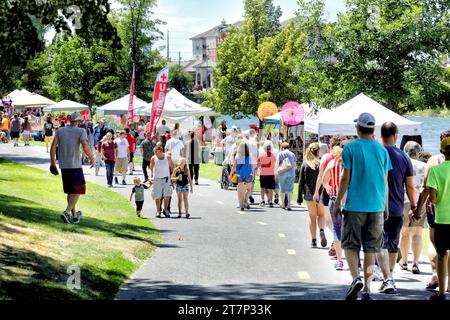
[406,108,450,118]
[0,160,160,300]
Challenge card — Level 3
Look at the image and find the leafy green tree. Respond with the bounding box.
[0,0,121,93]
[204,0,306,117]
[169,65,194,98]
[332,0,449,112]
[115,0,167,100]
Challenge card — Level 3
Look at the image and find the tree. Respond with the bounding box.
[203,0,306,117]
[115,0,166,100]
[332,0,450,112]
[169,65,193,98]
[0,0,121,93]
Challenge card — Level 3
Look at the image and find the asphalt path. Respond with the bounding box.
[0,143,436,300]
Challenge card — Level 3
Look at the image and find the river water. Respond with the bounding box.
[218,115,449,155]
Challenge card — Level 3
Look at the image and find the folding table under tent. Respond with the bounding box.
[43,100,90,112]
[304,93,422,137]
[96,94,150,116]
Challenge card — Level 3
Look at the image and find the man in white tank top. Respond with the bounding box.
[150,146,174,217]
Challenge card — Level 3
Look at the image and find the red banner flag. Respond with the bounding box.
[126,64,136,128]
[149,67,169,140]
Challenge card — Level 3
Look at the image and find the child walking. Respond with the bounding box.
[171,158,193,218]
[94,150,103,176]
[130,177,149,218]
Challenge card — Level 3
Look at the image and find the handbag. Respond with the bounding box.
[277,157,292,174]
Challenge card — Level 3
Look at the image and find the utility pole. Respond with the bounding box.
[166,30,170,59]
[178,51,181,65]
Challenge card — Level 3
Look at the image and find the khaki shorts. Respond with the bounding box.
[402,202,426,228]
[342,211,384,253]
[152,177,172,200]
[115,158,128,174]
[44,136,53,144]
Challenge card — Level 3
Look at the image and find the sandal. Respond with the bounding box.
[178,213,182,218]
[412,264,420,274]
[186,213,190,219]
[426,280,439,291]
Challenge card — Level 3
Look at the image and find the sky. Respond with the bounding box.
[153,0,347,61]
[45,0,347,60]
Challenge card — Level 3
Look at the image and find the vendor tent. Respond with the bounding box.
[304,93,422,136]
[43,100,90,112]
[12,92,55,108]
[96,94,149,116]
[7,89,32,102]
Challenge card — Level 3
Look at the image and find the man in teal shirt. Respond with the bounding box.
[334,113,392,300]
[426,137,450,300]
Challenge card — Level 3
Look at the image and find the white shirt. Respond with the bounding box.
[405,158,426,202]
[114,138,129,158]
[156,124,170,137]
[165,138,184,160]
[138,125,146,140]
[246,138,258,165]
[222,135,235,155]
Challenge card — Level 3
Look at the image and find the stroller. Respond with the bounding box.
[220,164,238,190]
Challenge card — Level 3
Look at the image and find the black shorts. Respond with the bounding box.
[260,175,275,190]
[135,201,144,212]
[426,205,436,228]
[319,188,330,207]
[434,224,450,256]
[383,215,403,253]
[61,168,86,195]
[10,131,20,138]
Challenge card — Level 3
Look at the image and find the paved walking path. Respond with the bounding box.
[0,143,436,300]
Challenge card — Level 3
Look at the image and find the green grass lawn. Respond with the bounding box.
[0,160,160,300]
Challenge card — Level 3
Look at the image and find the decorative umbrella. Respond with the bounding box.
[281,101,304,126]
[257,101,278,121]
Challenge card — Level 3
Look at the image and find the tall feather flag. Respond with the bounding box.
[148,67,169,140]
[126,64,136,128]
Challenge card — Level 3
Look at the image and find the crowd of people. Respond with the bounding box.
[2,108,449,300]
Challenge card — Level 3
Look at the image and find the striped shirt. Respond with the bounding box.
[328,159,343,197]
[102,142,117,161]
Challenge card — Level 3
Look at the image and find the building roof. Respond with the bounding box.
[167,60,200,73]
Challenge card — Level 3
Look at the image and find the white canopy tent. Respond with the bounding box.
[12,92,55,108]
[43,100,90,112]
[96,94,149,116]
[139,88,216,129]
[7,89,33,102]
[304,93,422,136]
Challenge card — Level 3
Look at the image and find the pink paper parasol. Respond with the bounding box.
[281,101,304,126]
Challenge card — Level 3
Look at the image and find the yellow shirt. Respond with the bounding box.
[1,118,9,131]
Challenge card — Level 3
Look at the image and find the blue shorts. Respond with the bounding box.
[279,173,295,193]
[176,184,189,193]
[238,176,253,183]
[329,197,341,241]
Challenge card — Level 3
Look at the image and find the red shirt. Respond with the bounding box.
[102,142,117,161]
[257,152,276,176]
[126,133,136,153]
[328,159,343,197]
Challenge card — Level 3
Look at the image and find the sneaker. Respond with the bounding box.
[430,293,446,300]
[249,196,255,204]
[379,279,397,294]
[398,261,408,270]
[361,293,374,300]
[240,207,245,211]
[107,184,113,188]
[115,177,119,184]
[334,260,344,271]
[122,180,126,185]
[136,213,141,218]
[345,277,363,300]
[320,230,327,247]
[286,207,292,211]
[260,201,266,207]
[373,266,384,282]
[163,209,171,218]
[269,202,274,208]
[274,193,279,205]
[328,247,336,257]
[246,203,250,210]
[186,213,190,219]
[311,239,318,248]
[412,264,420,274]
[73,211,82,224]
[60,211,72,224]
[156,212,162,218]
[195,180,199,185]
